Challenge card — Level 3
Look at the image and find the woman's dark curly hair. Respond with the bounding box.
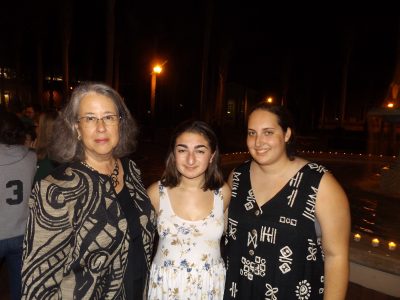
[0,111,26,145]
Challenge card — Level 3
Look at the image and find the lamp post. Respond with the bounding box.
[150,65,162,120]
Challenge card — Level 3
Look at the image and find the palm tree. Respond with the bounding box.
[105,0,116,87]
[62,0,73,101]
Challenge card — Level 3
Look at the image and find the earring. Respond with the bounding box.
[77,134,81,140]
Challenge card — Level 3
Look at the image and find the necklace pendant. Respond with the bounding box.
[110,160,120,188]
[81,160,120,188]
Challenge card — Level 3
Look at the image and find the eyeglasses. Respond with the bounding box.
[77,115,121,127]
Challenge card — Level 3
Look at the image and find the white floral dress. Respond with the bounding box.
[148,182,226,300]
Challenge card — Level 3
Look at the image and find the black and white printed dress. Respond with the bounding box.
[224,160,327,300]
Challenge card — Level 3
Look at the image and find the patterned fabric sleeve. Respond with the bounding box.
[21,179,73,299]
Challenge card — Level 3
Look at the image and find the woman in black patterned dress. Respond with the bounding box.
[21,82,156,299]
[224,103,350,300]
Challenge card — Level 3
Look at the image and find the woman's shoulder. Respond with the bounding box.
[47,161,70,175]
[41,162,85,185]
[33,163,91,208]
[290,156,328,172]
[303,160,330,174]
[220,182,230,195]
[22,147,37,169]
[37,156,58,168]
[122,156,142,175]
[147,181,160,193]
[147,181,161,212]
[219,182,231,209]
[292,159,331,187]
[232,159,252,172]
[26,147,37,160]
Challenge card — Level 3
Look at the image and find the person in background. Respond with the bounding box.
[20,105,36,127]
[0,111,37,300]
[32,110,59,183]
[224,103,350,299]
[17,105,35,147]
[22,123,37,149]
[147,120,231,299]
[21,82,156,299]
[19,105,38,148]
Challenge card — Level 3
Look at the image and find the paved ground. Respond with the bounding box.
[0,264,396,300]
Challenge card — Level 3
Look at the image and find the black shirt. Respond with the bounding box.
[116,185,145,299]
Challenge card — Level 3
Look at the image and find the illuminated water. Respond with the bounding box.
[312,156,400,242]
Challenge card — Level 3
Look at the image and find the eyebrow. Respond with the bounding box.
[81,111,117,116]
[248,127,275,131]
[175,144,209,149]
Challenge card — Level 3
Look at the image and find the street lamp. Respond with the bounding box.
[150,64,163,120]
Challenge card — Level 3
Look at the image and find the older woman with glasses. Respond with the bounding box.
[21,82,156,300]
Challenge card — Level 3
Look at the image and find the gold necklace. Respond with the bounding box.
[81,160,119,188]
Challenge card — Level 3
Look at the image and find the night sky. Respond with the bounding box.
[1,1,399,130]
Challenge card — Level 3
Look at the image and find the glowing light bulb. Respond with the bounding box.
[353,234,361,242]
[371,238,380,247]
[388,242,397,251]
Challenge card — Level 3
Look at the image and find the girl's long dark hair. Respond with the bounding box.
[161,120,224,191]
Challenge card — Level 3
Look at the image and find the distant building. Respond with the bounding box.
[367,107,400,156]
[0,66,69,111]
[0,66,32,111]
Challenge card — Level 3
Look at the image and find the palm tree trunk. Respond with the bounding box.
[62,0,72,104]
[105,0,116,86]
[200,0,213,120]
[339,28,354,127]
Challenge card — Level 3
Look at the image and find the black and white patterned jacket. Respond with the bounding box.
[22,157,156,299]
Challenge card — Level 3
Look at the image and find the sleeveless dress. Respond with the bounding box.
[224,161,327,300]
[148,183,226,300]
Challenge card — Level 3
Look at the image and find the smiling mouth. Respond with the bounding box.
[254,149,269,154]
[95,139,109,143]
[184,166,197,170]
